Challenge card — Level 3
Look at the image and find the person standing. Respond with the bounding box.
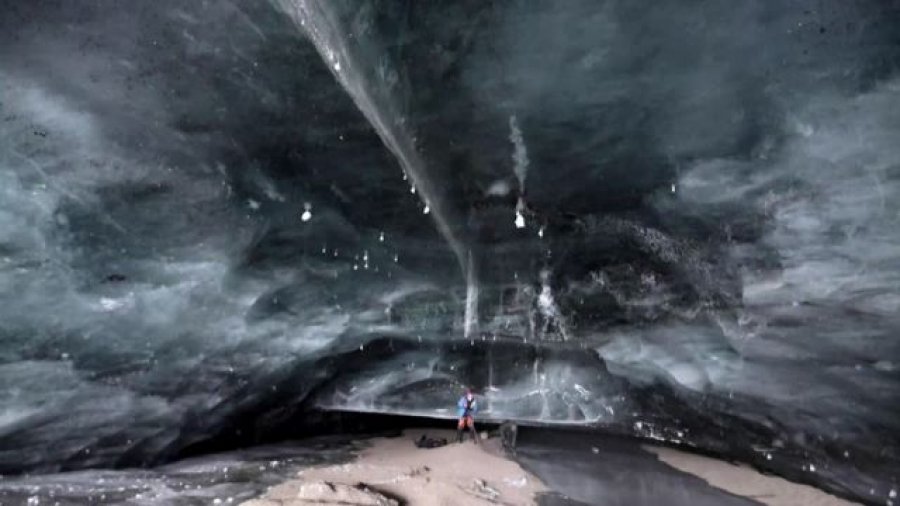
[456,388,479,444]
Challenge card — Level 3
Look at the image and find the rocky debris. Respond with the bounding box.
[407,465,430,478]
[244,480,400,506]
[414,434,448,449]
[465,478,502,502]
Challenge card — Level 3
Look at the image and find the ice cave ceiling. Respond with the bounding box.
[0,0,898,500]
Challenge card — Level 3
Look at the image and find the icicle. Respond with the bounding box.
[509,115,529,188]
[515,210,525,229]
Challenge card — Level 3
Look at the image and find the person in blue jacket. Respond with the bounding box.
[456,388,479,444]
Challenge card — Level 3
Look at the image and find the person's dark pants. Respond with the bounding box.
[456,415,478,443]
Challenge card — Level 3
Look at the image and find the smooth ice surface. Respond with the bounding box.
[0,0,898,503]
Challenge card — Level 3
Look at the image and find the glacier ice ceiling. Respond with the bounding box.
[1,0,898,501]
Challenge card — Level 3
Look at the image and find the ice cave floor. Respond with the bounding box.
[0,427,860,506]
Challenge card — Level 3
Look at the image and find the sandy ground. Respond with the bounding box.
[645,446,859,506]
[242,429,546,506]
[239,427,861,506]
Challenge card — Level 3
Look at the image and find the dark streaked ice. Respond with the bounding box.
[0,1,898,504]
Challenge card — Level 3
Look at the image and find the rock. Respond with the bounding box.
[266,480,399,505]
[470,478,501,501]
[500,422,518,453]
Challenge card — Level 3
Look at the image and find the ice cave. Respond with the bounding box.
[0,1,898,504]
